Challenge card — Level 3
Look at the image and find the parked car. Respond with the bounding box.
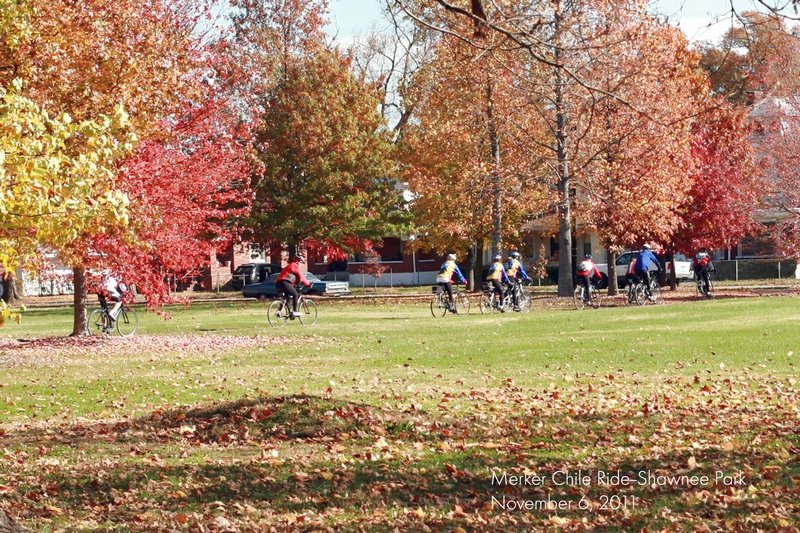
[231,262,281,290]
[595,251,692,288]
[242,272,350,299]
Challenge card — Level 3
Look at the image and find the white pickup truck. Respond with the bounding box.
[595,251,693,288]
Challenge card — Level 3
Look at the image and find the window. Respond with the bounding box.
[738,232,776,258]
[376,238,403,262]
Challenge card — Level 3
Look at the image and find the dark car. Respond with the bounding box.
[242,272,350,299]
[231,263,281,290]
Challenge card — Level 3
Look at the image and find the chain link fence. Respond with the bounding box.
[712,259,798,281]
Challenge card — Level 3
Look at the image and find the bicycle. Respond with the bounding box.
[87,302,138,336]
[623,278,646,307]
[573,282,601,310]
[479,283,511,314]
[431,283,470,317]
[268,286,318,326]
[694,269,715,299]
[623,272,661,306]
[507,279,532,312]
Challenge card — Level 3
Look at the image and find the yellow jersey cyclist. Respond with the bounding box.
[435,253,467,313]
[486,254,510,312]
[504,251,531,311]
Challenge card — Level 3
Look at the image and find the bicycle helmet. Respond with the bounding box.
[584,254,592,260]
[510,251,521,259]
[447,253,457,261]
[295,254,306,263]
[493,254,502,261]
[642,244,651,250]
[699,247,707,253]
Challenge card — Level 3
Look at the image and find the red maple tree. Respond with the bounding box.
[81,97,255,311]
[668,103,763,255]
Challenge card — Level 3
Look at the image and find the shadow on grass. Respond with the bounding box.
[5,394,800,530]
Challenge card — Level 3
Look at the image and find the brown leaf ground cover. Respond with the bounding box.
[1,295,799,531]
[2,377,799,531]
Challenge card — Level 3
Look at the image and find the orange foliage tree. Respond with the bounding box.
[1,0,239,334]
[397,34,548,286]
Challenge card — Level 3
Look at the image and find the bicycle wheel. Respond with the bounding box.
[573,287,586,310]
[115,307,138,336]
[454,291,470,315]
[634,284,647,306]
[622,286,633,306]
[706,278,714,299]
[518,288,532,313]
[430,293,448,318]
[297,298,318,325]
[650,282,662,303]
[268,299,289,326]
[479,292,494,314]
[87,309,108,335]
[503,291,513,311]
[590,287,601,309]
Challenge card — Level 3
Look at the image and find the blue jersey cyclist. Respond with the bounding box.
[505,251,530,311]
[634,244,661,300]
[486,254,510,312]
[435,253,467,313]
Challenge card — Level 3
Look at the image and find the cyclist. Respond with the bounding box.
[576,254,602,303]
[634,244,661,300]
[435,253,467,313]
[691,247,714,296]
[276,255,312,318]
[486,253,510,312]
[505,251,531,311]
[98,274,127,324]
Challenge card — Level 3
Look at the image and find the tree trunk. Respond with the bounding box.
[469,239,485,292]
[1,273,18,304]
[466,243,477,292]
[607,248,619,296]
[269,239,283,265]
[70,266,88,337]
[554,58,574,297]
[0,510,27,532]
[287,238,299,261]
[667,252,677,290]
[486,77,503,256]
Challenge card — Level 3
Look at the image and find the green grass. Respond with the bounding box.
[1,295,799,530]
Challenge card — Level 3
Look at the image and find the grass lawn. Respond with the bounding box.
[1,294,799,531]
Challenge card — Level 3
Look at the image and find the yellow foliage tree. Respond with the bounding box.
[0,80,135,325]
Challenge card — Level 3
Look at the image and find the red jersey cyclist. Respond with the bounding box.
[275,255,312,318]
[576,254,602,303]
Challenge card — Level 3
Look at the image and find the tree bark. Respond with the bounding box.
[70,266,88,337]
[555,56,574,297]
[607,248,619,296]
[486,77,503,256]
[667,252,677,290]
[269,239,283,265]
[469,239,485,291]
[1,272,18,304]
